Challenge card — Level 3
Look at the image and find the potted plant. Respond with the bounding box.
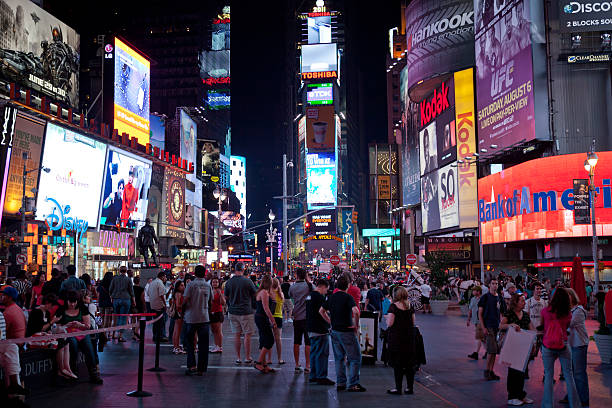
[425,251,451,315]
[593,321,612,365]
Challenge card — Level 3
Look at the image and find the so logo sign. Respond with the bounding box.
[44,198,88,243]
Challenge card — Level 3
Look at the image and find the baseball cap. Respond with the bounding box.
[0,285,19,300]
[506,282,516,290]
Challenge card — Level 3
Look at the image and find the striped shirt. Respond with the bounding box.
[0,312,6,340]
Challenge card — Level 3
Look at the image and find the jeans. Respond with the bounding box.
[571,345,589,406]
[113,298,131,336]
[309,334,329,381]
[330,330,361,388]
[507,367,526,400]
[184,322,210,372]
[152,309,166,342]
[67,335,97,377]
[542,346,580,408]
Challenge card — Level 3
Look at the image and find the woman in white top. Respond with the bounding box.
[564,288,589,407]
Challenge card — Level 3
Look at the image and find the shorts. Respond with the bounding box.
[229,313,255,335]
[421,295,430,305]
[210,312,224,324]
[293,319,311,346]
[475,325,486,341]
[0,343,21,376]
[485,327,500,354]
[274,317,283,329]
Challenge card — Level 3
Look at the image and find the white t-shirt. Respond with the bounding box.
[524,296,547,325]
[420,284,432,298]
[144,283,151,302]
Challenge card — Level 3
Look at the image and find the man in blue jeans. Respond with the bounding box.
[109,266,135,342]
[320,275,365,392]
[306,278,334,385]
[182,265,213,375]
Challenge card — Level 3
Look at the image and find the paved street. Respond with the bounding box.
[25,312,612,408]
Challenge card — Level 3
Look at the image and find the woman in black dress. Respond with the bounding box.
[386,286,416,395]
[254,275,277,374]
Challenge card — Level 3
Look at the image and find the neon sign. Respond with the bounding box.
[301,71,337,80]
[44,197,88,243]
[202,77,231,86]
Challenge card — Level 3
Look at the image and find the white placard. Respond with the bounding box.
[498,329,537,372]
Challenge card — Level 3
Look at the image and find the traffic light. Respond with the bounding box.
[304,221,311,235]
[351,211,358,224]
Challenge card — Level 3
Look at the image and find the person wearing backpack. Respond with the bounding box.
[540,288,580,408]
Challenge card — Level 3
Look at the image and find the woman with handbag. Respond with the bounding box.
[499,293,535,406]
[170,280,185,355]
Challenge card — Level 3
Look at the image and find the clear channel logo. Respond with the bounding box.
[564,1,612,13]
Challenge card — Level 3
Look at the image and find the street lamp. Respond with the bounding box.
[584,144,600,294]
[267,210,277,274]
[213,186,227,268]
[21,161,50,239]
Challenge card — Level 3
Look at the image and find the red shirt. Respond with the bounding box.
[605,291,612,325]
[3,303,26,339]
[121,182,138,227]
[32,284,44,306]
[211,290,223,313]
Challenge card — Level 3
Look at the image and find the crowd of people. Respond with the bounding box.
[1,262,612,407]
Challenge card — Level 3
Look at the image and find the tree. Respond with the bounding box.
[425,251,452,295]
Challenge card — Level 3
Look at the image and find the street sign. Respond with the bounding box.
[406,254,417,265]
[330,255,340,266]
[16,253,27,265]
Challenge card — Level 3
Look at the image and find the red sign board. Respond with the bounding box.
[330,255,340,265]
[406,254,417,265]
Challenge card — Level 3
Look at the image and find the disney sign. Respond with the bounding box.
[44,198,88,243]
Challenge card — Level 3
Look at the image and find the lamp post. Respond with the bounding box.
[584,144,599,294]
[267,210,277,274]
[213,187,227,268]
[282,154,293,277]
[21,159,50,239]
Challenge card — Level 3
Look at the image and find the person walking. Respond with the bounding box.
[289,268,312,372]
[270,278,285,364]
[478,278,505,380]
[320,274,365,392]
[541,288,580,408]
[170,280,185,355]
[500,293,535,406]
[109,266,135,343]
[209,277,225,353]
[224,262,256,364]
[419,280,432,314]
[561,288,589,407]
[306,278,334,385]
[467,285,485,360]
[253,275,276,374]
[281,276,293,323]
[182,265,213,376]
[385,286,417,395]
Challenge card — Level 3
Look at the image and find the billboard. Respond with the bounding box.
[199,50,230,80]
[478,152,612,245]
[421,163,459,233]
[404,0,474,90]
[426,236,473,260]
[201,139,220,179]
[559,0,612,32]
[301,43,337,73]
[113,37,150,145]
[307,83,333,105]
[180,109,197,173]
[308,209,337,235]
[573,179,590,224]
[307,16,332,44]
[36,123,107,227]
[0,0,80,106]
[475,0,535,151]
[99,147,152,228]
[147,163,164,232]
[419,121,437,176]
[162,167,185,238]
[306,151,337,210]
[149,114,165,151]
[3,113,44,215]
[306,105,335,151]
[206,89,230,109]
[220,211,244,235]
[211,21,230,50]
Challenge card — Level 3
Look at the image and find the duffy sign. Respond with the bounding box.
[478,152,612,244]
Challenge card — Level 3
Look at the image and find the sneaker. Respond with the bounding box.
[404,388,414,395]
[508,399,524,406]
[488,372,501,381]
[172,347,180,355]
[468,352,478,360]
[387,389,401,395]
[522,397,534,404]
[484,370,491,379]
[347,384,366,392]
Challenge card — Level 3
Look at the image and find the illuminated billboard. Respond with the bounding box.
[478,152,612,245]
[306,151,337,210]
[308,209,337,235]
[36,123,107,228]
[307,83,333,105]
[301,43,337,73]
[421,162,459,232]
[220,211,244,235]
[199,50,230,80]
[3,113,44,215]
[180,110,197,173]
[162,167,185,239]
[306,105,335,151]
[307,16,332,43]
[99,147,152,228]
[0,0,80,106]
[113,37,150,145]
[206,89,231,109]
[149,114,165,151]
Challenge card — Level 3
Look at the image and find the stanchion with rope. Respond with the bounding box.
[127,316,152,397]
[147,312,166,372]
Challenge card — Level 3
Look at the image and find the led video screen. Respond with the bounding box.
[36,123,107,227]
[199,50,230,80]
[307,83,333,105]
[307,16,332,44]
[206,89,231,109]
[301,43,337,73]
[306,151,337,210]
[113,37,150,145]
[99,147,152,228]
[149,114,165,151]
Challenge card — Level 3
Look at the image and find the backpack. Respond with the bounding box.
[543,317,566,350]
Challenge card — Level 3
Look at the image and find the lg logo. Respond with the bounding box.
[564,1,612,13]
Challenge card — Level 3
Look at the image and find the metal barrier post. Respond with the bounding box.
[147,313,166,372]
[127,317,152,397]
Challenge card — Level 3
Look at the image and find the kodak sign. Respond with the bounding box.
[420,81,450,127]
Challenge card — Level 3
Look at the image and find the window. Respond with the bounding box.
[231,170,233,175]
[235,180,238,186]
[243,182,245,187]
[232,160,236,166]
[241,193,244,198]
[239,171,241,176]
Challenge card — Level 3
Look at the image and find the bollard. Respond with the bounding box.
[147,313,166,372]
[127,317,152,397]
